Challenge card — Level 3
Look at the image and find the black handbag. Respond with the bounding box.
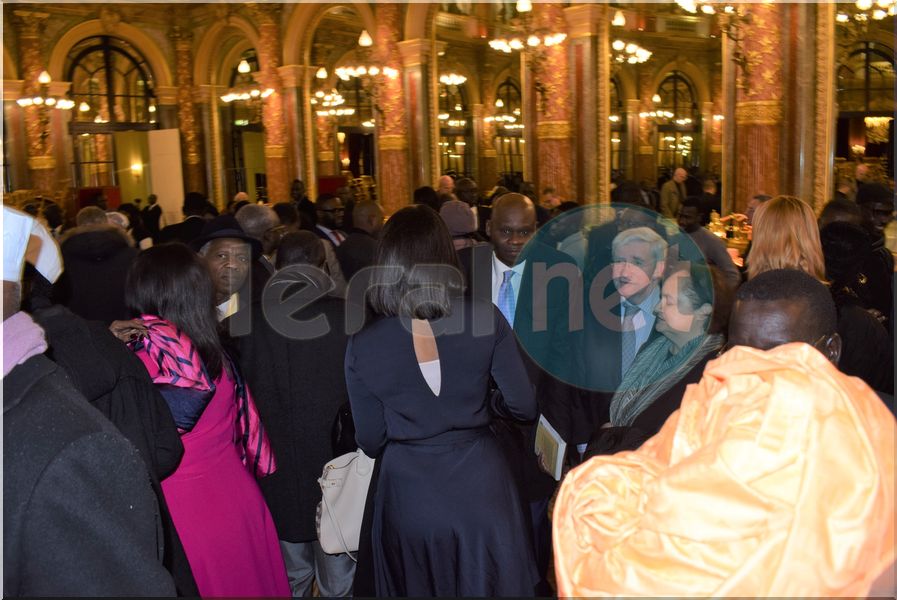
[331,401,357,457]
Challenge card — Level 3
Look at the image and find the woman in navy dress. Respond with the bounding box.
[345,205,539,597]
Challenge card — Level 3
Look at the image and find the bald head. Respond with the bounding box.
[673,168,688,183]
[437,175,454,195]
[487,193,537,267]
[352,201,384,235]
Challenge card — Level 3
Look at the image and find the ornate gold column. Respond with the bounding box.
[278,65,309,189]
[564,4,610,203]
[398,38,433,189]
[13,9,57,194]
[170,17,206,196]
[478,63,499,190]
[733,2,784,213]
[812,3,836,212]
[249,3,292,203]
[373,3,411,215]
[315,114,336,177]
[708,68,724,177]
[534,3,575,200]
[635,65,655,186]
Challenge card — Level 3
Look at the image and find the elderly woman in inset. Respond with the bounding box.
[585,262,733,457]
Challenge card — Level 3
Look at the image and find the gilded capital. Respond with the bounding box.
[265,144,288,159]
[735,100,783,125]
[27,155,56,170]
[246,3,281,26]
[564,4,605,39]
[397,39,431,68]
[12,10,50,39]
[277,65,308,89]
[536,120,572,140]
[379,135,408,151]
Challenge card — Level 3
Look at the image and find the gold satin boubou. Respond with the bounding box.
[553,343,896,597]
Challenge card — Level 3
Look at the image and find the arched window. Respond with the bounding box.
[66,35,156,126]
[837,41,895,113]
[836,41,894,171]
[492,77,524,179]
[438,77,472,177]
[654,70,700,173]
[224,49,266,199]
[64,36,157,189]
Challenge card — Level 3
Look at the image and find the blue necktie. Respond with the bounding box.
[498,269,517,326]
[621,302,640,377]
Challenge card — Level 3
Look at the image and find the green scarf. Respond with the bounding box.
[609,332,724,427]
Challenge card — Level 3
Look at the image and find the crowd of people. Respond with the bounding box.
[3,166,895,598]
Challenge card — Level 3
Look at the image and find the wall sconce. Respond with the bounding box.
[337,131,346,145]
[130,162,143,178]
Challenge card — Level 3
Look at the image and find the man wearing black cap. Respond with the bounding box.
[191,215,262,323]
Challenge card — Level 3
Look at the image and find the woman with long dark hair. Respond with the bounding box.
[346,205,539,596]
[124,244,289,598]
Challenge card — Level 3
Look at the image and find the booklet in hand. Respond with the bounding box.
[534,414,567,481]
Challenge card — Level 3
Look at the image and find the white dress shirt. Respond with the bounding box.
[491,252,526,309]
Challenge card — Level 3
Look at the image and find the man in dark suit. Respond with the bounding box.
[314,193,347,248]
[336,200,383,281]
[457,193,576,596]
[158,191,207,245]
[232,232,355,597]
[575,221,668,454]
[141,193,162,241]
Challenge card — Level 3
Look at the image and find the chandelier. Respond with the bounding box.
[484,98,524,131]
[334,30,399,115]
[611,40,652,65]
[837,0,896,24]
[609,9,652,66]
[488,0,566,110]
[310,89,355,118]
[439,73,467,87]
[865,116,893,143]
[676,1,754,86]
[220,59,273,104]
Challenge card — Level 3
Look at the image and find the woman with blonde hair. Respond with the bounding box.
[747,195,826,281]
[747,194,892,394]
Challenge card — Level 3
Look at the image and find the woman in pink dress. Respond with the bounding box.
[122,244,289,598]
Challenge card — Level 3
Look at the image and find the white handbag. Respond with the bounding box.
[316,449,375,556]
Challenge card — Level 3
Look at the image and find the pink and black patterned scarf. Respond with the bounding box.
[131,315,276,478]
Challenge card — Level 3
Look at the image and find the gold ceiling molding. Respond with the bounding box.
[264,144,287,158]
[536,120,572,139]
[735,100,783,125]
[379,135,408,151]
